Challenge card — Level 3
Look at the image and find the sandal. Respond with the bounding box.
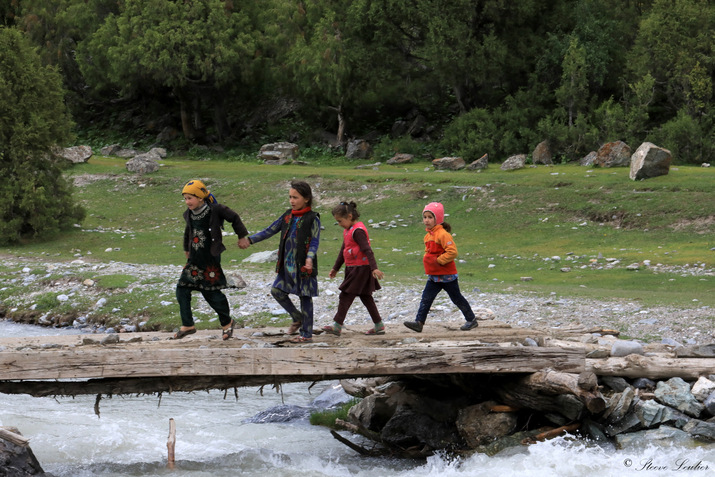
[173,327,196,339]
[287,321,302,335]
[365,321,385,335]
[222,320,235,341]
[322,323,342,336]
[290,336,312,343]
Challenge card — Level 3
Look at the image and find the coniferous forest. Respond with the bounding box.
[1,1,713,163]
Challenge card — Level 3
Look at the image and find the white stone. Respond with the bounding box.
[691,376,715,401]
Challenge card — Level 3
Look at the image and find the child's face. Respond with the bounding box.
[289,188,309,210]
[334,215,354,230]
[183,193,204,210]
[422,211,436,229]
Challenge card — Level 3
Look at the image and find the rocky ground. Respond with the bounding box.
[2,257,713,346]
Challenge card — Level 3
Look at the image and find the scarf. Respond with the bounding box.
[291,206,312,217]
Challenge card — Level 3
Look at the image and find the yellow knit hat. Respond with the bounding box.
[182,180,210,199]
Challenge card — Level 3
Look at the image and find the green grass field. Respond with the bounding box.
[1,153,712,330]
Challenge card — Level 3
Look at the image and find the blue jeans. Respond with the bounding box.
[415,278,475,324]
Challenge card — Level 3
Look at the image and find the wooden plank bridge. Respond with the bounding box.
[1,321,712,397]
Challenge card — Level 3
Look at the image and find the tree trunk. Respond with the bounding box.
[177,88,196,141]
[336,100,346,145]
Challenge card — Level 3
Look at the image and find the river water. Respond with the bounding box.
[1,321,713,477]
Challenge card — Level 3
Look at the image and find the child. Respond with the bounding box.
[404,202,478,332]
[174,179,250,340]
[323,201,385,336]
[242,181,320,343]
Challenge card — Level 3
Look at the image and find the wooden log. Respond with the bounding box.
[0,427,29,447]
[586,356,715,379]
[521,422,581,445]
[0,346,584,381]
[495,369,607,418]
[167,418,176,468]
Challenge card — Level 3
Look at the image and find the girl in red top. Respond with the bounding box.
[323,201,386,336]
[404,202,478,332]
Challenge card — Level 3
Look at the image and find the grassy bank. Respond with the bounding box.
[0,153,712,330]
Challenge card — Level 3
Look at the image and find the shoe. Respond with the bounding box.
[460,320,479,331]
[365,322,385,335]
[287,321,302,335]
[222,320,235,340]
[290,336,312,343]
[172,327,196,339]
[403,321,423,333]
[322,323,342,336]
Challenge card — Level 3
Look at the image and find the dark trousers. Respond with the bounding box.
[176,286,232,328]
[415,278,475,324]
[271,287,314,338]
[333,292,382,325]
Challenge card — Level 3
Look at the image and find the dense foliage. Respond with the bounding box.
[4,0,714,164]
[0,26,85,244]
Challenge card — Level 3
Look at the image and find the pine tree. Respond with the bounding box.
[0,26,85,244]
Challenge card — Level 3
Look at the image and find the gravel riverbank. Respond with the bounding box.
[2,257,713,346]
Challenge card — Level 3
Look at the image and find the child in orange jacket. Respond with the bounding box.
[404,202,478,332]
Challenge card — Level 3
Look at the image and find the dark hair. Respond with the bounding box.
[442,222,452,233]
[290,180,313,207]
[332,201,360,219]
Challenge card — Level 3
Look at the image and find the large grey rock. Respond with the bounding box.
[432,156,466,170]
[532,140,553,165]
[704,392,715,416]
[125,153,160,173]
[500,154,526,171]
[100,144,122,156]
[59,145,93,164]
[655,377,704,417]
[594,140,631,167]
[579,151,597,166]
[380,407,462,449]
[611,340,644,357]
[691,376,715,401]
[682,419,715,441]
[345,139,372,159]
[387,153,414,165]
[629,142,672,180]
[614,426,694,449]
[456,401,518,447]
[467,153,489,170]
[0,427,47,475]
[242,250,279,264]
[258,142,299,164]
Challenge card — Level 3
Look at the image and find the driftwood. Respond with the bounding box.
[0,427,29,447]
[495,369,606,419]
[167,418,176,468]
[586,356,715,379]
[521,423,581,445]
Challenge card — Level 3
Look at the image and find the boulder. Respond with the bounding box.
[242,250,279,264]
[0,427,47,476]
[258,142,299,164]
[100,144,122,156]
[655,377,704,418]
[532,140,553,165]
[594,140,631,167]
[629,142,672,180]
[432,156,466,170]
[467,153,489,170]
[691,376,715,402]
[500,154,526,171]
[125,153,160,173]
[456,401,518,447]
[380,407,462,449]
[59,145,93,164]
[345,139,372,159]
[579,151,597,166]
[387,153,414,165]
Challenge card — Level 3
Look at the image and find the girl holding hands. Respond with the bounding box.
[323,201,385,336]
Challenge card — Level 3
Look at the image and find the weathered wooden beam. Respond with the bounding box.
[586,356,715,379]
[0,346,584,381]
[0,427,29,447]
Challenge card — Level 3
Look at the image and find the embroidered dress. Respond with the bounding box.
[177,205,228,291]
[250,212,320,297]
